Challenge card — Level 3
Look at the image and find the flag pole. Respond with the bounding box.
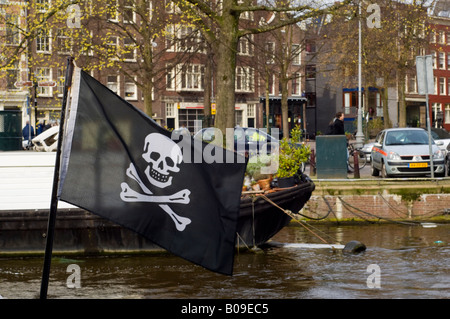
[40,57,75,299]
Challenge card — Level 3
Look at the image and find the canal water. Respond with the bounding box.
[0,223,448,299]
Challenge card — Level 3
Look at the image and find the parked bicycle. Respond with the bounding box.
[347,143,367,170]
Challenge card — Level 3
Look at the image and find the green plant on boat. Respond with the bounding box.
[276,126,311,179]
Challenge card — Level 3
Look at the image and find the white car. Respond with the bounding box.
[371,128,446,178]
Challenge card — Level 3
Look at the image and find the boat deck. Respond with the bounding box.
[0,151,75,211]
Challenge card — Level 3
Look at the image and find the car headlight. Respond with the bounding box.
[387,151,401,161]
[433,149,445,160]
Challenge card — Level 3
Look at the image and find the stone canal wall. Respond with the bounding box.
[302,179,450,222]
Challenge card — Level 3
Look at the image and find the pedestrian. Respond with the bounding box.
[22,120,35,147]
[325,112,345,135]
[332,112,345,135]
[36,120,45,135]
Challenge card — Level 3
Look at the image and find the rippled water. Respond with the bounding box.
[0,223,448,299]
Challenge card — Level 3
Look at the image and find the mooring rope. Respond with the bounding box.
[254,194,337,245]
[337,196,420,226]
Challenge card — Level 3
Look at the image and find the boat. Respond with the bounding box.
[237,173,315,247]
[0,171,314,255]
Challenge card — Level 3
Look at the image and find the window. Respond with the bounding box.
[247,104,255,128]
[107,75,119,94]
[439,52,445,69]
[292,44,301,65]
[36,28,51,53]
[447,32,450,45]
[123,0,135,23]
[291,73,301,95]
[36,0,50,12]
[106,36,119,59]
[447,53,450,70]
[57,68,65,96]
[5,14,19,45]
[344,91,357,114]
[268,74,275,95]
[407,75,417,93]
[236,66,254,92]
[107,0,119,21]
[166,24,203,53]
[440,78,446,95]
[305,65,316,79]
[6,62,19,90]
[434,76,438,94]
[238,0,254,20]
[433,103,441,124]
[166,65,175,90]
[305,41,316,54]
[57,29,72,54]
[124,77,137,100]
[180,64,204,91]
[439,31,445,44]
[448,78,450,96]
[237,35,254,56]
[431,51,436,69]
[36,67,52,96]
[166,103,175,118]
[123,38,135,61]
[445,104,450,124]
[265,42,275,64]
[430,30,436,43]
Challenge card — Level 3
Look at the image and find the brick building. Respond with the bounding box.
[0,0,308,138]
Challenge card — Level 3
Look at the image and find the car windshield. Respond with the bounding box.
[385,130,433,146]
[431,129,450,139]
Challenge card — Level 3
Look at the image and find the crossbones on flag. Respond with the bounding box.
[58,67,247,275]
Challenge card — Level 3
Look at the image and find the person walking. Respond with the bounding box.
[332,112,345,135]
[22,120,35,149]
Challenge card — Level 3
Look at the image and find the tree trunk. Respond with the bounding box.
[382,85,392,129]
[214,11,239,137]
[203,51,213,128]
[398,71,407,127]
[280,76,289,139]
[143,83,153,117]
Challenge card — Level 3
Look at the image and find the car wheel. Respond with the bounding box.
[371,162,380,176]
[381,162,390,178]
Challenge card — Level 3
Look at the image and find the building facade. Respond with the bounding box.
[0,0,309,140]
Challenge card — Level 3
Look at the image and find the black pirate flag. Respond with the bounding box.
[59,68,247,275]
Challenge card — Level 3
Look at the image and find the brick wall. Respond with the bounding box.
[300,193,450,221]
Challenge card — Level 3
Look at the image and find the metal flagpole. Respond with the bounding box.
[40,57,75,299]
[355,0,364,148]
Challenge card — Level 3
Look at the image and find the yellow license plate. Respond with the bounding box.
[409,163,428,168]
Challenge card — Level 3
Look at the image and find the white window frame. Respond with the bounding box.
[36,28,51,53]
[292,44,301,65]
[123,0,136,24]
[439,52,445,70]
[237,35,254,56]
[236,66,254,93]
[36,67,53,97]
[107,36,119,60]
[439,77,446,95]
[166,103,175,118]
[445,104,450,124]
[124,77,137,100]
[107,0,119,22]
[107,74,119,94]
[123,38,136,61]
[178,64,204,91]
[291,72,301,95]
[265,42,275,64]
[166,64,176,91]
